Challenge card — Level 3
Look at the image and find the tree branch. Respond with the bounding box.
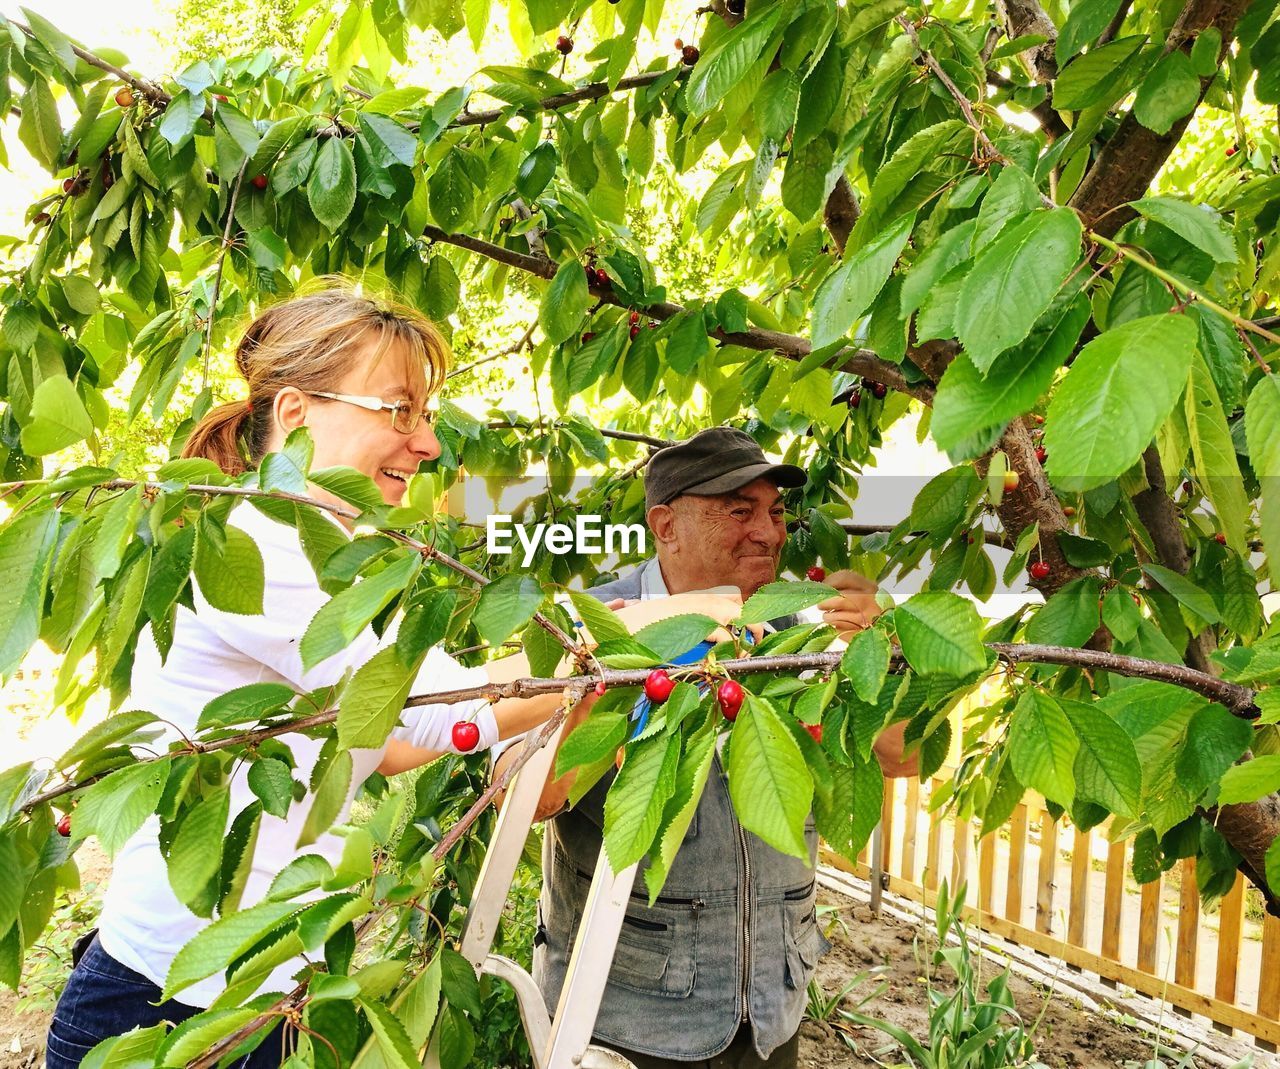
[993,0,1059,83]
[1068,0,1253,236]
[420,225,933,402]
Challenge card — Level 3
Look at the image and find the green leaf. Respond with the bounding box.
[337,646,417,749]
[1131,197,1236,264]
[20,8,78,75]
[644,726,717,903]
[568,589,630,643]
[1057,0,1125,60]
[158,89,203,147]
[471,574,544,648]
[1247,375,1280,577]
[0,509,58,677]
[632,614,719,661]
[1043,314,1197,492]
[956,208,1083,372]
[358,113,417,168]
[1026,577,1101,648]
[738,580,835,625]
[515,141,557,201]
[1182,351,1249,556]
[198,682,296,730]
[260,428,314,496]
[297,747,352,848]
[247,758,294,818]
[603,733,681,872]
[685,5,785,116]
[1133,51,1200,135]
[811,213,914,348]
[1053,36,1147,109]
[1217,756,1280,805]
[1141,563,1221,626]
[556,711,630,777]
[1008,691,1078,807]
[1060,699,1142,818]
[815,752,882,863]
[841,627,891,703]
[726,694,813,858]
[162,898,300,1000]
[58,710,160,769]
[300,553,419,670]
[932,290,1089,459]
[194,520,265,615]
[74,761,169,856]
[894,592,987,676]
[361,1000,422,1069]
[308,137,357,230]
[1175,704,1252,797]
[168,789,229,914]
[18,78,61,169]
[21,376,94,455]
[428,150,473,231]
[539,260,591,346]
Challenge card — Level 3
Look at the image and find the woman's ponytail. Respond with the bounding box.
[181,400,254,476]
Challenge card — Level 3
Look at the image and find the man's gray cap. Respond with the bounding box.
[644,427,807,511]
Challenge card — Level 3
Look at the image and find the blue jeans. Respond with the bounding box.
[45,932,284,1069]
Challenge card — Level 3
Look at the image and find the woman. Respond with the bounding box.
[45,282,743,1067]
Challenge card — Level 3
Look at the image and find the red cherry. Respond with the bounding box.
[451,721,480,752]
[806,566,826,582]
[581,331,596,343]
[595,267,609,286]
[804,723,823,744]
[585,264,595,284]
[848,389,861,409]
[870,381,888,400]
[32,212,51,225]
[628,310,640,325]
[594,681,607,697]
[115,86,135,108]
[1003,471,1020,492]
[214,93,229,102]
[629,324,640,339]
[251,174,268,190]
[556,35,573,54]
[1035,446,1047,464]
[1062,506,1075,517]
[674,38,683,50]
[644,669,675,703]
[1214,532,1227,545]
[56,814,72,837]
[681,45,700,64]
[717,680,745,720]
[1226,145,1237,157]
[1182,480,1194,495]
[62,177,76,193]
[1029,561,1051,581]
[1031,414,1045,424]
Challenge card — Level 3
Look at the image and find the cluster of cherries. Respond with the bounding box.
[642,668,745,721]
[846,379,888,408]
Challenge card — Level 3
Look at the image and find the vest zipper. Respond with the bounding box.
[737,814,752,1021]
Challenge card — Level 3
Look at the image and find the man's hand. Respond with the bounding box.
[816,570,882,640]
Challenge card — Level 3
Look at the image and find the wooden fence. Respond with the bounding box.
[821,775,1280,1050]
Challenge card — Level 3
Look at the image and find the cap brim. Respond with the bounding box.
[680,461,807,498]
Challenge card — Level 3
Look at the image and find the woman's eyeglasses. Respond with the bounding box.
[307,391,439,435]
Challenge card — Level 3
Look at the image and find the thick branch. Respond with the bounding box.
[994,0,1058,83]
[421,226,933,402]
[1069,0,1252,236]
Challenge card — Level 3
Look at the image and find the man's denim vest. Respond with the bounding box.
[532,564,831,1061]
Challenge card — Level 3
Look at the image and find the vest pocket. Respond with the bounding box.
[782,899,829,990]
[573,899,699,999]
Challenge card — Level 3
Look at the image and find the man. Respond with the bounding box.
[499,427,916,1069]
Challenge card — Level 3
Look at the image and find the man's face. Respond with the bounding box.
[650,477,788,598]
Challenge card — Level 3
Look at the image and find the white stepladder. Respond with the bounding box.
[424,718,640,1069]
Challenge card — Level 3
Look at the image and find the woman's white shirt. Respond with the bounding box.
[97,502,495,1007]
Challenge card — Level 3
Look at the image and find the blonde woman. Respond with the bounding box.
[45,282,743,1068]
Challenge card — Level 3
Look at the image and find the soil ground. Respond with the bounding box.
[1,852,1249,1069]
